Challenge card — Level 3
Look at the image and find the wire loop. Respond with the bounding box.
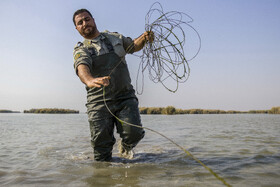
[136,2,201,93]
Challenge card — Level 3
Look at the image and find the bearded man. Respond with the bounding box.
[73,9,153,161]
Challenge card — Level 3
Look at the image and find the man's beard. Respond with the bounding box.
[81,25,96,38]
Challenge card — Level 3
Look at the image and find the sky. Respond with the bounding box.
[0,0,279,113]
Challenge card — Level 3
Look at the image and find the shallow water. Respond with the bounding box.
[0,113,279,186]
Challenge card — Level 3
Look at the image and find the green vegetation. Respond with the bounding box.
[24,108,79,114]
[139,106,177,115]
[3,106,280,115]
[269,107,280,114]
[0,110,20,113]
[139,106,280,115]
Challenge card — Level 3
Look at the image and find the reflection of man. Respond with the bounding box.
[73,9,153,161]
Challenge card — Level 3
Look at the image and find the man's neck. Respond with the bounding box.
[84,30,100,40]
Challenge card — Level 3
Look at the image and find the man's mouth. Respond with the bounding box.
[84,26,92,31]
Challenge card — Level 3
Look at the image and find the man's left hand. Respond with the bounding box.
[144,31,154,43]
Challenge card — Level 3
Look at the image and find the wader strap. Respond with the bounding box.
[83,40,97,57]
[88,48,97,57]
[101,34,114,53]
[85,34,114,58]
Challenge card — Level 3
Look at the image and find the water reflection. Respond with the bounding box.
[85,162,142,186]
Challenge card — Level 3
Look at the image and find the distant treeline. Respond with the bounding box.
[23,108,79,114]
[0,110,20,113]
[139,106,280,115]
[3,107,280,115]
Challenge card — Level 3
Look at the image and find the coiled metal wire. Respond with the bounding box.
[135,2,201,93]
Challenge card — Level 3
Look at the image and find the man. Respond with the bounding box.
[73,9,153,161]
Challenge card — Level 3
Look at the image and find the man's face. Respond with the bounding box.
[75,12,97,39]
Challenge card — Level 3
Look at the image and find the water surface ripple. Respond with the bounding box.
[0,113,279,186]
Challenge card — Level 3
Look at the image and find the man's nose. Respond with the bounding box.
[82,21,87,27]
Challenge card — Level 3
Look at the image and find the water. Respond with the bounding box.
[0,113,279,187]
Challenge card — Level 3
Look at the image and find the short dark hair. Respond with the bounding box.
[73,9,93,26]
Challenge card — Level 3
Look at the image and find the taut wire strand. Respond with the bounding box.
[103,88,231,187]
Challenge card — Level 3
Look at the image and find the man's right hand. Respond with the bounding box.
[77,64,111,88]
[86,76,111,88]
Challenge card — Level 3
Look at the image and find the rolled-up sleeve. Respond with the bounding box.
[122,35,135,54]
[73,47,92,75]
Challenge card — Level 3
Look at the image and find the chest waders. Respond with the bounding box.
[86,34,145,161]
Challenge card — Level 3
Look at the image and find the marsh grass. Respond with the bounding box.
[139,106,280,115]
[23,108,79,114]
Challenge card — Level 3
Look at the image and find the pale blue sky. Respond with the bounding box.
[0,0,279,112]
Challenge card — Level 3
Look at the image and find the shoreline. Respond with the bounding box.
[139,106,280,115]
[1,107,279,115]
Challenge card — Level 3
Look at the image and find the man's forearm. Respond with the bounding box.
[77,64,94,86]
[133,33,147,52]
[133,31,154,52]
[77,64,110,88]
